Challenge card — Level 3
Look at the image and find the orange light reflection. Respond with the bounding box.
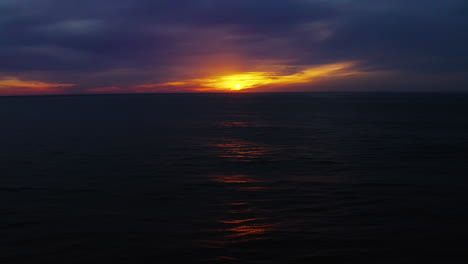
[219,218,262,224]
[238,186,268,191]
[225,224,275,238]
[219,121,257,128]
[210,175,264,184]
[212,139,270,162]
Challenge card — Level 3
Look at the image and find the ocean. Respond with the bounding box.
[1,93,468,262]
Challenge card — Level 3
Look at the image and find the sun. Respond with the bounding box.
[229,83,244,91]
[137,61,358,92]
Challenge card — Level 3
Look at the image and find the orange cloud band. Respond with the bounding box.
[0,77,75,95]
[133,61,359,92]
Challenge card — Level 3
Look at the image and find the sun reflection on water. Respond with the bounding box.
[229,202,248,206]
[202,114,279,261]
[203,173,279,261]
[224,223,275,238]
[210,174,265,184]
[219,121,258,128]
[238,186,269,191]
[212,139,271,162]
[219,218,263,224]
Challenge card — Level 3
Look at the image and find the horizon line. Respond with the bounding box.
[1,90,468,98]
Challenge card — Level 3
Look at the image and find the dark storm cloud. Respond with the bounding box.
[138,0,335,33]
[318,1,468,74]
[0,0,467,93]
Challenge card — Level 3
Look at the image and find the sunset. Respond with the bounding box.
[1,0,467,95]
[2,0,468,263]
[131,62,358,92]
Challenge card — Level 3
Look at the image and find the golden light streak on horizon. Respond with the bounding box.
[134,61,359,92]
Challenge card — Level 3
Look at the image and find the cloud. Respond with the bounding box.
[132,62,360,92]
[0,0,467,93]
[0,76,75,95]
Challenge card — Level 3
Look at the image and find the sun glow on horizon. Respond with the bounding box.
[134,62,359,92]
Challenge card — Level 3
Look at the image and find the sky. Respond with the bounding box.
[0,0,467,95]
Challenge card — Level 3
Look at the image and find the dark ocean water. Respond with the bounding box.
[1,93,468,262]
